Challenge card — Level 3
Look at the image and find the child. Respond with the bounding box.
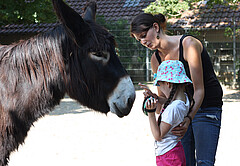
[141,60,194,166]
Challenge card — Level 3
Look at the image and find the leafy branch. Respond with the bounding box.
[0,0,56,25]
[143,0,189,18]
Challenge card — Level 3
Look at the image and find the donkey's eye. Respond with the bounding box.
[92,52,102,57]
[89,51,110,64]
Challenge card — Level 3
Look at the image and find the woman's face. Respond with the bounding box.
[133,25,160,50]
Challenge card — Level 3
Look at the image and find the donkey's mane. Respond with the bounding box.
[0,25,70,85]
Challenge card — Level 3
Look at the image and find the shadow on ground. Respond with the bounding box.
[49,98,91,116]
[223,91,240,102]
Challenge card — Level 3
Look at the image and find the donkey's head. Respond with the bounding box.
[52,0,135,117]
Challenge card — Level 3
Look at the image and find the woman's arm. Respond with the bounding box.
[172,36,205,137]
[185,36,204,117]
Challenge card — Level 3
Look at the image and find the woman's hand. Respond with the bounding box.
[171,117,191,140]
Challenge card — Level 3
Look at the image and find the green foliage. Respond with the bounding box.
[143,0,189,18]
[187,29,201,37]
[207,0,239,5]
[143,0,239,19]
[0,0,56,25]
[225,27,240,39]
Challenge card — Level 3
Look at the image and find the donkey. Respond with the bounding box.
[0,0,135,165]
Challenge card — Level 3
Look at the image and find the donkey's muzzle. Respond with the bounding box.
[108,76,136,117]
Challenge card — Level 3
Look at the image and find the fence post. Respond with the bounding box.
[233,12,236,87]
[146,48,149,82]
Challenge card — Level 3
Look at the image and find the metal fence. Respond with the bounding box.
[206,42,240,87]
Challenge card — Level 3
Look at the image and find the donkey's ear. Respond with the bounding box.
[52,0,91,46]
[83,1,97,22]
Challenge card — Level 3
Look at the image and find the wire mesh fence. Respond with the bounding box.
[97,18,154,85]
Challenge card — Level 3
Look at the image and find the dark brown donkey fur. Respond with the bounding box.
[0,0,135,165]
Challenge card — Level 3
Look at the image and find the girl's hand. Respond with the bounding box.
[138,83,158,99]
[138,82,150,91]
[171,117,191,140]
[145,97,157,111]
[138,82,167,105]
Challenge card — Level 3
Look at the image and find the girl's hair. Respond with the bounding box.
[130,13,167,37]
[157,84,195,126]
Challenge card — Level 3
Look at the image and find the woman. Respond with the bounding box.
[130,13,223,166]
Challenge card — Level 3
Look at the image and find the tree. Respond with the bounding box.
[0,0,56,25]
[143,0,239,19]
[143,0,190,18]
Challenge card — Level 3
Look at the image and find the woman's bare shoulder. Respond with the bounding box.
[182,36,203,51]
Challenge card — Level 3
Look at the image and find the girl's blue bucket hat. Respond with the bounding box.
[154,60,192,86]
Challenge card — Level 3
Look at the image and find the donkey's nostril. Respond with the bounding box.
[127,97,134,109]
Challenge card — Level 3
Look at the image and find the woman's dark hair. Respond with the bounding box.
[157,84,195,126]
[130,13,167,37]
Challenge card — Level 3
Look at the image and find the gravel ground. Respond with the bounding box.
[8,85,240,166]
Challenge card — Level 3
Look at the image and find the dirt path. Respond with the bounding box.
[8,86,240,166]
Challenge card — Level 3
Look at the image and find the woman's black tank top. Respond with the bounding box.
[155,35,223,108]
